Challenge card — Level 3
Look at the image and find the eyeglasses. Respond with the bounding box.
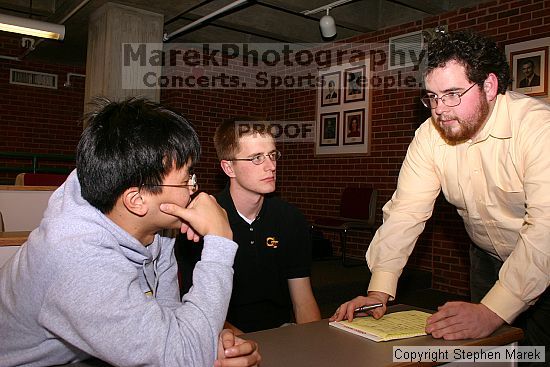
[143,174,198,192]
[421,83,478,109]
[231,150,281,165]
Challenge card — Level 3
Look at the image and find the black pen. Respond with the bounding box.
[354,303,383,313]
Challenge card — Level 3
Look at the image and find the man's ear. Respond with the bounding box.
[122,187,148,216]
[483,73,499,101]
[220,160,236,178]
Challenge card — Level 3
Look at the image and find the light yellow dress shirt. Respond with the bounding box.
[367,92,550,323]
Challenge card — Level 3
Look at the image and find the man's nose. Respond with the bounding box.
[433,100,447,115]
[264,157,276,170]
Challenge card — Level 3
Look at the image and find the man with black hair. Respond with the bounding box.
[0,98,260,367]
[332,30,550,358]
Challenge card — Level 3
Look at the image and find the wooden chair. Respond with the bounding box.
[312,187,378,266]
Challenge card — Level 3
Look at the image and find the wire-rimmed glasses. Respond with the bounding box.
[421,83,478,109]
[143,174,198,193]
[231,150,282,165]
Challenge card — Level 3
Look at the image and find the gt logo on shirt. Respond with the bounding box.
[266,237,279,248]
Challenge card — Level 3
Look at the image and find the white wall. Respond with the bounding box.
[0,187,55,231]
[0,246,19,267]
[0,187,56,267]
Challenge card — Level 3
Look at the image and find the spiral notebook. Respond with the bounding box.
[329,310,431,342]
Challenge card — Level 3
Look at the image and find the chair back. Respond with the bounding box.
[15,173,68,186]
[340,187,377,227]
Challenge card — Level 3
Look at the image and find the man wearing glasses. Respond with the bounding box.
[332,30,550,356]
[0,98,260,367]
[181,119,320,334]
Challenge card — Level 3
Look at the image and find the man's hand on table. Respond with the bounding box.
[426,301,505,340]
[330,291,390,322]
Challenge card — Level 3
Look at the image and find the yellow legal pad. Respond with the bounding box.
[329,310,431,342]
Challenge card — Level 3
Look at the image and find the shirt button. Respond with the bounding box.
[250,240,255,245]
[474,170,479,174]
[250,227,253,231]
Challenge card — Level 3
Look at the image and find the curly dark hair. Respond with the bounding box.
[424,30,511,94]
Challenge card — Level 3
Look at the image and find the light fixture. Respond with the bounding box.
[319,9,336,38]
[0,13,65,40]
[302,0,354,39]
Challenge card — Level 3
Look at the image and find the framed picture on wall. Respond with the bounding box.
[344,65,366,103]
[343,109,365,145]
[319,112,339,146]
[315,59,371,156]
[320,71,341,107]
[510,46,548,97]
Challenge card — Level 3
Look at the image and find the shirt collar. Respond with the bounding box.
[218,183,268,225]
[474,93,511,142]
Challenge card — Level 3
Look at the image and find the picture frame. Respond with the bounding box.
[343,109,365,145]
[315,59,371,156]
[319,112,339,146]
[510,46,548,97]
[344,65,366,103]
[320,71,341,107]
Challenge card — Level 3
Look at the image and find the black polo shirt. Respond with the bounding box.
[217,186,312,332]
[176,185,312,333]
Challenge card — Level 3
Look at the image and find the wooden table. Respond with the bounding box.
[0,231,30,246]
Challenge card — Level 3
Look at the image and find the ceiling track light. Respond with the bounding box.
[319,9,336,38]
[302,0,355,39]
[0,13,65,40]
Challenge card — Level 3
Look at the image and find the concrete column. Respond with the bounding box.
[84,3,163,114]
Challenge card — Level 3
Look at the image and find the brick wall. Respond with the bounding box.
[0,34,85,183]
[2,0,549,296]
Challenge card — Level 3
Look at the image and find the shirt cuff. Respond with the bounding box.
[201,235,238,266]
[481,280,529,323]
[367,271,399,301]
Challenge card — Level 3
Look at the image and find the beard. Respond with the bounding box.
[432,94,491,145]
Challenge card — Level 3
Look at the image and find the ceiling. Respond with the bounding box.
[0,0,492,66]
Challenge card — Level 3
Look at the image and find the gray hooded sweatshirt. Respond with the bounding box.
[0,170,237,367]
